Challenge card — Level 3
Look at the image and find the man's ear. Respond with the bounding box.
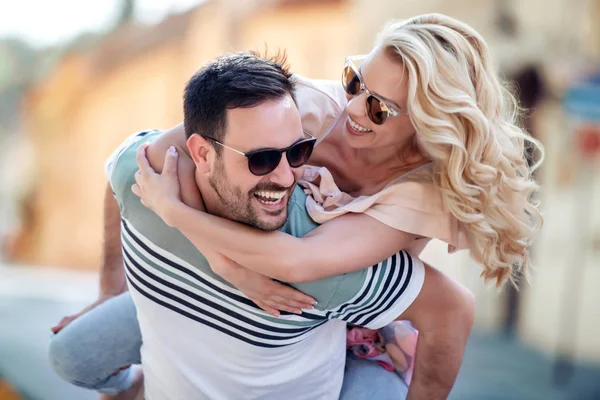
[187,133,214,174]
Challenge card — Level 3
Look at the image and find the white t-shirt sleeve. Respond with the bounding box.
[361,255,425,330]
[323,250,425,330]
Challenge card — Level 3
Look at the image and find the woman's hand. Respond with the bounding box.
[132,143,182,224]
[209,253,317,317]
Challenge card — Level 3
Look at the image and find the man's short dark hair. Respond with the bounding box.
[183,51,296,153]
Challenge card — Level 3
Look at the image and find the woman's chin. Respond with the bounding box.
[342,128,374,149]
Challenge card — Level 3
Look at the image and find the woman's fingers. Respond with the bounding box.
[163,146,179,177]
[263,300,303,315]
[131,183,141,197]
[268,282,316,307]
[270,296,314,311]
[135,142,152,172]
[251,299,280,317]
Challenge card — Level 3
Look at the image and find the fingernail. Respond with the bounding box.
[169,146,177,154]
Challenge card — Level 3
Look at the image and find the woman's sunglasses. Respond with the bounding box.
[342,56,402,125]
[203,131,316,176]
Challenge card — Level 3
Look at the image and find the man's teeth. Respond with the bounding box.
[255,191,285,204]
[348,118,372,132]
[256,191,285,199]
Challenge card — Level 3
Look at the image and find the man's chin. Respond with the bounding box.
[251,194,289,231]
[255,209,288,231]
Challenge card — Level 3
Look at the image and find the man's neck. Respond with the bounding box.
[194,173,222,216]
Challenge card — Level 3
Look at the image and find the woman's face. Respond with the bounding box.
[342,46,416,151]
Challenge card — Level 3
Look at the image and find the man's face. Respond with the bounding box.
[208,95,304,231]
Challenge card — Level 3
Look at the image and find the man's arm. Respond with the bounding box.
[401,263,475,400]
[99,183,127,296]
[51,184,127,333]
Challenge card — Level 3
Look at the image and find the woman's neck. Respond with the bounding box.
[343,138,428,180]
[312,140,428,198]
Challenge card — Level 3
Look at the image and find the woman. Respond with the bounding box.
[134,13,543,296]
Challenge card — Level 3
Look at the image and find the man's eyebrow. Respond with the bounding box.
[247,135,305,153]
[358,66,403,110]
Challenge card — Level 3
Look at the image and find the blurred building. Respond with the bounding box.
[9,0,600,367]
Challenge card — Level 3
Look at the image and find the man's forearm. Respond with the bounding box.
[100,183,127,296]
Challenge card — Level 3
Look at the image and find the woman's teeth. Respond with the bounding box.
[255,191,285,205]
[348,118,372,132]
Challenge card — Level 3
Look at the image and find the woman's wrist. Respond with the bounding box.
[160,198,188,228]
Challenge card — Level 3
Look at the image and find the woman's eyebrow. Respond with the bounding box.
[358,66,403,109]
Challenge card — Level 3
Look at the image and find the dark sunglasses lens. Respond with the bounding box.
[287,140,315,168]
[248,151,282,176]
[366,96,388,125]
[342,66,361,96]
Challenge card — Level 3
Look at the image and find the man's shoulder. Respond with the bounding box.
[280,186,319,238]
[108,131,214,276]
[104,129,162,194]
[105,129,163,216]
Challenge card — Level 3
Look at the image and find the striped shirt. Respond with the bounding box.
[106,130,424,399]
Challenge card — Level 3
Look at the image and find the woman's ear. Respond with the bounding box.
[187,133,213,174]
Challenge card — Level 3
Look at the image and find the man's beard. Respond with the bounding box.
[208,160,295,231]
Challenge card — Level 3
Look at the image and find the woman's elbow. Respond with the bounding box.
[278,259,314,284]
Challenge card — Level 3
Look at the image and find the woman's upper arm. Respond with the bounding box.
[290,213,417,282]
[146,124,204,211]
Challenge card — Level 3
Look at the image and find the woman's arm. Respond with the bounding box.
[169,204,416,283]
[134,145,418,284]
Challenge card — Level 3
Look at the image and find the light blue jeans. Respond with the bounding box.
[48,292,407,399]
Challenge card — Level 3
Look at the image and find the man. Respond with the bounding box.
[50,52,474,400]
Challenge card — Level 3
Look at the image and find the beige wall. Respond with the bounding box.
[22,42,189,268]
[236,1,354,79]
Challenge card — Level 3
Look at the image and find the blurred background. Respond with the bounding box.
[0,0,599,399]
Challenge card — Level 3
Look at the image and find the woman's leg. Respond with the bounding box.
[48,292,142,395]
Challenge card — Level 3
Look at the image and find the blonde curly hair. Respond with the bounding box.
[378,14,544,286]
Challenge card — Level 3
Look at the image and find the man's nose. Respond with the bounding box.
[268,155,296,188]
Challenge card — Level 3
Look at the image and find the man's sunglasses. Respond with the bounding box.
[203,131,316,176]
[342,56,403,125]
